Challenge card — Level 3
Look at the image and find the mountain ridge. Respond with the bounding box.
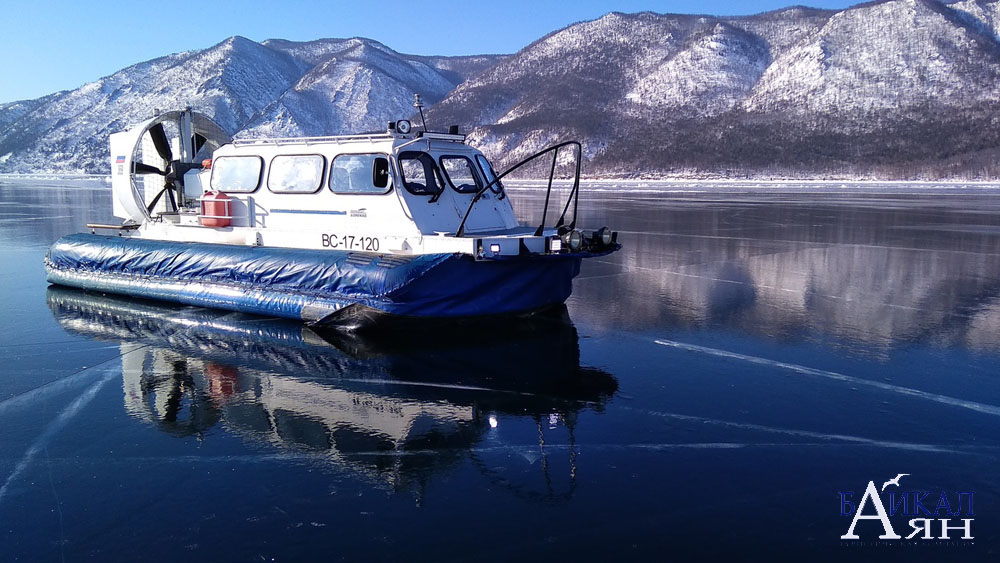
[428,0,1000,178]
[3,0,1000,178]
[0,35,504,173]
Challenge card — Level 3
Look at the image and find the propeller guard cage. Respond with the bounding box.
[109,109,230,223]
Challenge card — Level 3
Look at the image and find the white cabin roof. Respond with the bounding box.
[229,131,467,151]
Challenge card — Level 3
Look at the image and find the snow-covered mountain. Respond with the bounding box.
[0,36,503,173]
[3,0,1000,177]
[240,39,460,137]
[429,0,1000,177]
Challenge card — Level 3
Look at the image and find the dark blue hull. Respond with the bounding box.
[44,234,608,325]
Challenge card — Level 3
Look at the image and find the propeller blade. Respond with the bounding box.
[146,182,178,214]
[133,162,166,175]
[146,186,167,213]
[193,133,207,155]
[148,123,173,162]
[165,182,177,211]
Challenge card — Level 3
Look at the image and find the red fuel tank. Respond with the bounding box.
[200,191,231,227]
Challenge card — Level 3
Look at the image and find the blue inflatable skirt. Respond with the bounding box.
[45,234,592,325]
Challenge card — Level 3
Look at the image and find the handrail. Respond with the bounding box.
[232,131,467,147]
[456,141,582,238]
[232,134,395,146]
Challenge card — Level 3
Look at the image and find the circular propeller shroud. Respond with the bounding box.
[110,109,230,223]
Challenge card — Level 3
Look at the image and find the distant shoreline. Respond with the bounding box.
[503,179,1000,194]
[3,173,999,194]
[0,173,110,189]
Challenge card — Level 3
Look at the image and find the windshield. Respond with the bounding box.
[475,155,504,194]
[440,156,482,194]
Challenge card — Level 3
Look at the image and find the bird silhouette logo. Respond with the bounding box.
[881,473,909,491]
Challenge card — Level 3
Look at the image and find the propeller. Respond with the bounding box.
[111,109,230,223]
[134,121,184,213]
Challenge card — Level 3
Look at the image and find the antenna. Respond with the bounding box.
[413,94,427,132]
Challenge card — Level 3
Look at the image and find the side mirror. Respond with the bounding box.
[373,157,389,189]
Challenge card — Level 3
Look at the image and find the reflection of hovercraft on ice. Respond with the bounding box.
[47,287,617,497]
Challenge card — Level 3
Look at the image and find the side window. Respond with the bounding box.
[440,156,482,194]
[398,151,444,196]
[210,156,262,193]
[476,155,504,194]
[330,154,391,194]
[267,154,325,193]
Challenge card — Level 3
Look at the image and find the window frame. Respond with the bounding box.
[328,152,394,196]
[266,153,327,195]
[209,155,264,193]
[438,155,483,194]
[475,154,505,195]
[397,151,446,197]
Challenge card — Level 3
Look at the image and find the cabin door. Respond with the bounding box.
[437,155,510,233]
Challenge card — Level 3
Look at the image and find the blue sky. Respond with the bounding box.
[0,0,862,104]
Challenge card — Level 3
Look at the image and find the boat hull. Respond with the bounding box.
[44,234,600,325]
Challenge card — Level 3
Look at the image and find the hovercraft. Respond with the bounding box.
[44,106,620,327]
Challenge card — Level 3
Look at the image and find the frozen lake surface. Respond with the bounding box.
[1,181,998,560]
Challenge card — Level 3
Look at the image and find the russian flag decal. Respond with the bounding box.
[115,155,126,163]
